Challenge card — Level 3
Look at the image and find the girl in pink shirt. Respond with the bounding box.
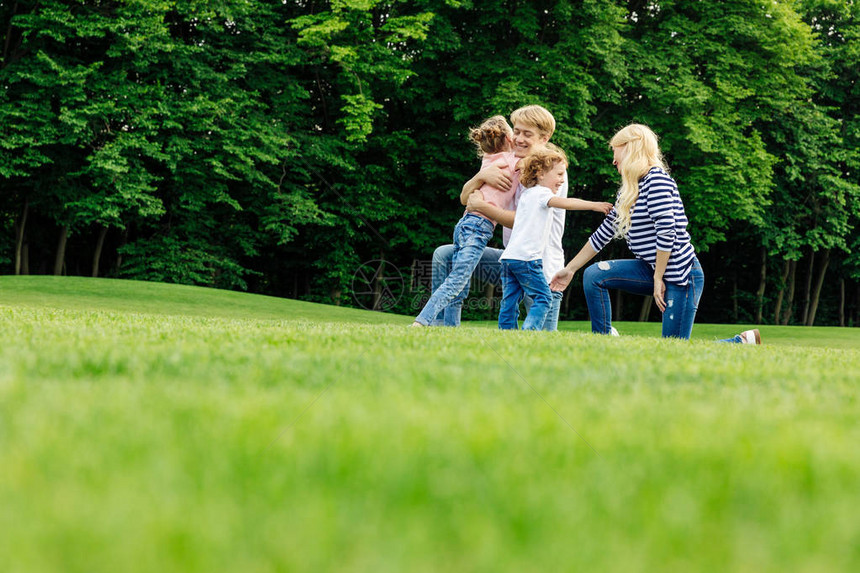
[467,116,520,222]
[412,116,518,326]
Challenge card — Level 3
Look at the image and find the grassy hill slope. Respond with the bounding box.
[0,275,406,324]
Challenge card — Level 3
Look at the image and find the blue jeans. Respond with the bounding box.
[499,259,553,331]
[582,257,704,340]
[415,214,495,326]
[429,242,503,326]
[524,290,564,331]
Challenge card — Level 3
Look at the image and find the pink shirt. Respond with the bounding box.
[468,151,520,226]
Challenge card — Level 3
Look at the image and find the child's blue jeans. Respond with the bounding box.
[524,290,564,331]
[582,257,704,339]
[499,259,553,330]
[415,214,494,326]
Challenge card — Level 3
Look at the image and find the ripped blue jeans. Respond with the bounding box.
[582,257,704,340]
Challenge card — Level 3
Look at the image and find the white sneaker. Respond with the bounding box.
[738,329,761,344]
[610,326,620,337]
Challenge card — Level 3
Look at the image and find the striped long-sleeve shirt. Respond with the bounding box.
[588,167,697,285]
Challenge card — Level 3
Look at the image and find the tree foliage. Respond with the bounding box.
[1,0,858,324]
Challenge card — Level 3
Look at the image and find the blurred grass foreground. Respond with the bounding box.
[1,276,858,572]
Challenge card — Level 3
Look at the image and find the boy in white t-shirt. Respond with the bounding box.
[499,145,611,330]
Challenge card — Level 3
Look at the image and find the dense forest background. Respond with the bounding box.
[1,0,858,326]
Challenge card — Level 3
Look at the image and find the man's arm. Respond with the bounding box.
[459,164,513,205]
[466,191,515,228]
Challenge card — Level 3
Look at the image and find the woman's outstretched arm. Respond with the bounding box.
[549,243,599,292]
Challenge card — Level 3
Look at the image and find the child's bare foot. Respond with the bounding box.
[410,321,425,328]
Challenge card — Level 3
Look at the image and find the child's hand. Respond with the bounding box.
[466,190,486,213]
[594,201,613,215]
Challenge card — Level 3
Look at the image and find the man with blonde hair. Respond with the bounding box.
[428,105,569,329]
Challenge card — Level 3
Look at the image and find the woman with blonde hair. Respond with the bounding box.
[549,124,707,339]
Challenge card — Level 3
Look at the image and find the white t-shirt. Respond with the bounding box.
[500,185,556,262]
[502,173,568,282]
[501,184,524,248]
[542,174,568,283]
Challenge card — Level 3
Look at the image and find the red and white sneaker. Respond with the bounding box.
[738,329,761,344]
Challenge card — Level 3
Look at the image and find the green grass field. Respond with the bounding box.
[1,276,858,572]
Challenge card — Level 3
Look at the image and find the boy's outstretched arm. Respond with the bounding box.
[547,197,613,213]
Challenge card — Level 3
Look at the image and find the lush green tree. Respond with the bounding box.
[0,0,169,275]
[283,0,435,301]
[1,0,857,325]
[765,0,860,325]
[611,0,820,251]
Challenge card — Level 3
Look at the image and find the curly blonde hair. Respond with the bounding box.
[468,115,513,156]
[610,124,669,238]
[520,144,568,188]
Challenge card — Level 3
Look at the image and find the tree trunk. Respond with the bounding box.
[773,259,790,325]
[801,248,816,326]
[806,248,830,326]
[639,296,653,322]
[732,272,738,323]
[114,227,129,273]
[54,225,69,276]
[564,286,571,317]
[755,246,767,324]
[856,284,860,327]
[372,260,382,311]
[92,226,108,277]
[781,260,797,325]
[21,242,29,275]
[614,289,623,322]
[838,278,845,327]
[14,200,28,275]
[2,2,20,66]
